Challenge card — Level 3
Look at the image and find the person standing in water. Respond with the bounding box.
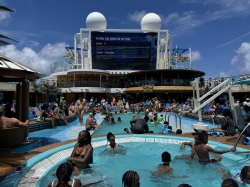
[67,130,93,175]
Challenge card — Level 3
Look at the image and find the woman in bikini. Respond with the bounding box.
[76,97,85,126]
[67,130,93,175]
[40,104,55,129]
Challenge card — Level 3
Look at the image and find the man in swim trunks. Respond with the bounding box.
[191,132,236,163]
[85,113,101,131]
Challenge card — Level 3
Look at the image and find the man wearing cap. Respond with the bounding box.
[85,112,101,131]
[0,106,29,141]
[244,98,250,107]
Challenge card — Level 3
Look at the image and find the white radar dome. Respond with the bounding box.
[141,13,161,30]
[86,12,107,29]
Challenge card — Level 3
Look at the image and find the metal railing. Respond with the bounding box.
[164,112,182,130]
[234,122,250,154]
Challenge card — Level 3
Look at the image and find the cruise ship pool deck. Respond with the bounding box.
[0,112,250,186]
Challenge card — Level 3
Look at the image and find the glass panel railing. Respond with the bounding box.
[57,79,193,88]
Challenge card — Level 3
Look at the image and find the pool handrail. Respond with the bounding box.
[234,122,250,154]
[166,112,182,130]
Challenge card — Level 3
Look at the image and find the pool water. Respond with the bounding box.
[40,140,240,187]
[93,112,219,136]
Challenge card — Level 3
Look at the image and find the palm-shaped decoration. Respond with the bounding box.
[30,81,43,107]
[40,81,58,103]
[0,5,18,45]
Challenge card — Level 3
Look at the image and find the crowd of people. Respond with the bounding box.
[46,129,248,186]
[2,94,250,186]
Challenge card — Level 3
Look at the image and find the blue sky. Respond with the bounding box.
[0,0,250,78]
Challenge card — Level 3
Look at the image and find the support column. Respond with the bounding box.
[100,74,102,87]
[16,83,22,121]
[21,80,29,122]
[74,73,75,87]
[161,73,163,84]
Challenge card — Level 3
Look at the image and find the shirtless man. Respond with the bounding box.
[76,97,85,126]
[85,113,101,131]
[0,106,29,141]
[153,151,173,177]
[191,132,236,163]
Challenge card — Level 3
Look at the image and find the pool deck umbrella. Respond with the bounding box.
[0,54,44,121]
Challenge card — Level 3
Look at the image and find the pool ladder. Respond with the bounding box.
[164,112,182,130]
[234,122,250,154]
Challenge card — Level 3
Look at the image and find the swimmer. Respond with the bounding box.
[123,128,129,134]
[191,132,236,163]
[176,129,182,134]
[47,163,82,187]
[117,117,122,122]
[101,134,126,156]
[221,179,239,187]
[226,166,250,185]
[153,151,173,177]
[122,170,140,187]
[111,117,116,124]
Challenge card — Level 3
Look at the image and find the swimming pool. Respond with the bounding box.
[3,135,250,187]
[93,112,219,136]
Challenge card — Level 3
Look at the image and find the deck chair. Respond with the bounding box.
[166,103,171,108]
[32,107,41,117]
[233,104,247,132]
[28,109,35,120]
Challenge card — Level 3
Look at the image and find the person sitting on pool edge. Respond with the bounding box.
[47,163,82,187]
[67,130,93,175]
[122,170,140,187]
[208,109,236,136]
[191,131,236,163]
[153,151,173,177]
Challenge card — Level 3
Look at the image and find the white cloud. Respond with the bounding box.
[219,71,230,78]
[191,51,201,61]
[230,42,250,74]
[0,42,67,75]
[162,0,250,36]
[127,10,147,23]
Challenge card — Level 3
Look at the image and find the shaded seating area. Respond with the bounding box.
[0,54,43,148]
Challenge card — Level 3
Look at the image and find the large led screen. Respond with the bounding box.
[91,32,158,70]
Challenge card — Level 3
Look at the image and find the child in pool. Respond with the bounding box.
[191,132,236,163]
[101,134,126,156]
[152,151,173,177]
[117,117,122,122]
[123,128,129,134]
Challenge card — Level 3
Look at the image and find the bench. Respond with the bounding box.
[0,127,26,148]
